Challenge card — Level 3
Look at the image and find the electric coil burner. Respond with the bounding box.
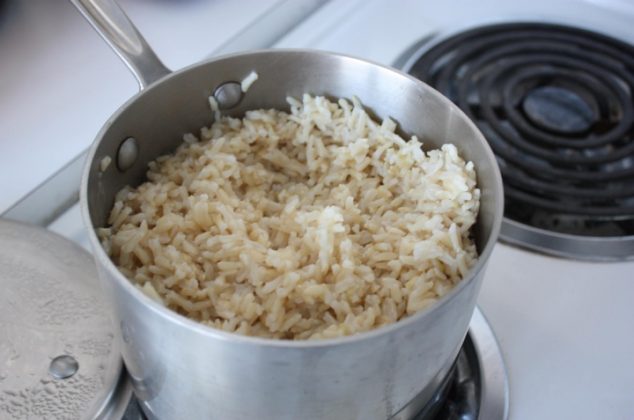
[403,23,634,260]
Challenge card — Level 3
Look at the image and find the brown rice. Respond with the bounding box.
[99,94,480,340]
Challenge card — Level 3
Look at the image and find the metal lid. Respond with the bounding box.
[0,219,132,419]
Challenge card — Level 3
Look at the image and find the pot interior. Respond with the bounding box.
[85,50,501,257]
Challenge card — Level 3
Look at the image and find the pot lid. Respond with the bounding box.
[0,219,132,419]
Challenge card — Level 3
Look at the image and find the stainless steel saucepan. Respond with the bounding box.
[73,1,504,419]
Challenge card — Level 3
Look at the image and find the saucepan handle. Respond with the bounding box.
[70,0,171,90]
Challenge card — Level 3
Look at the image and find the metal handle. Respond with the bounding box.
[70,0,171,90]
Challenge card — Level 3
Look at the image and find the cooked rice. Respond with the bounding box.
[241,71,259,92]
[100,94,480,340]
[100,155,112,172]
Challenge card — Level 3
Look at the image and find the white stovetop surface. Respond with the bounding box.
[4,0,634,419]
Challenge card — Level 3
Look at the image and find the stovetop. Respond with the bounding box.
[3,1,634,419]
[254,2,634,418]
[404,22,634,260]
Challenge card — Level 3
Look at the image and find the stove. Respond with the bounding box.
[3,0,634,419]
[273,2,634,418]
[410,310,508,420]
[403,22,634,260]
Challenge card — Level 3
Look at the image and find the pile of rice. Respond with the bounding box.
[100,94,480,340]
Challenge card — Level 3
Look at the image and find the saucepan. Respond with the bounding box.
[73,0,504,419]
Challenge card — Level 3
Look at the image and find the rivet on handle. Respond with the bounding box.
[117,137,139,171]
[213,82,243,109]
